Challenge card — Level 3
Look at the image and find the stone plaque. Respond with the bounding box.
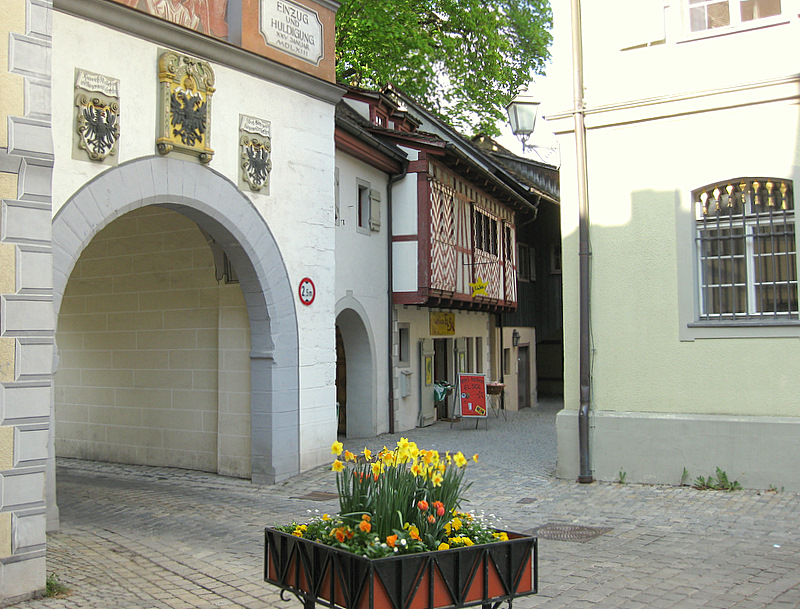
[73,69,120,164]
[239,115,272,193]
[260,0,324,66]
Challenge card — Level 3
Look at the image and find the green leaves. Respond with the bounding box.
[336,0,552,135]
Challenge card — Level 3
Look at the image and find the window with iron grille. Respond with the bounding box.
[694,178,796,321]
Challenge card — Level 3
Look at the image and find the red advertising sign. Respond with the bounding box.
[457,374,487,418]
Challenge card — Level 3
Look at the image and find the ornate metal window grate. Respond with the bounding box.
[694,178,797,321]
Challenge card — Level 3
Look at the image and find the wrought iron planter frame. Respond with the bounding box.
[265,527,537,609]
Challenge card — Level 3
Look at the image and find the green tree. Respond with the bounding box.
[335,0,552,136]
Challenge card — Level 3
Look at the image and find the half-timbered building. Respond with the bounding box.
[338,87,548,434]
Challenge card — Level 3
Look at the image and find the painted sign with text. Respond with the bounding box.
[457,374,487,418]
[260,0,324,65]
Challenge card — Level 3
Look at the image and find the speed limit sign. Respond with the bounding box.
[298,277,315,306]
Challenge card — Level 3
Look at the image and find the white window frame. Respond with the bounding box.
[685,0,785,34]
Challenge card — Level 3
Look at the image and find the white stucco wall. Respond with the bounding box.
[52,12,337,474]
[335,154,390,436]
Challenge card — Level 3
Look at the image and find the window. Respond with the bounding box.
[398,324,410,367]
[688,0,782,32]
[357,179,380,234]
[473,208,498,255]
[550,243,562,274]
[517,244,535,281]
[694,178,796,321]
[357,182,370,230]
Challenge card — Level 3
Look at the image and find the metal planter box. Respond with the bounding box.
[265,527,537,609]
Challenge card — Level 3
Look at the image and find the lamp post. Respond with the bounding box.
[511,329,521,347]
[506,93,541,153]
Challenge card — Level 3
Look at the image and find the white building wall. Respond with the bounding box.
[51,12,337,475]
[335,154,390,436]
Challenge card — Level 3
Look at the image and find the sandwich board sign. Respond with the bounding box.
[457,373,487,418]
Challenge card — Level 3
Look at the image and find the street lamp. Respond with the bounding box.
[511,329,521,347]
[506,92,541,152]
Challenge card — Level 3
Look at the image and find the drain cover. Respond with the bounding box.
[526,523,611,543]
[292,491,338,501]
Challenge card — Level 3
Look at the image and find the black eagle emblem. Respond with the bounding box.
[170,89,207,147]
[245,141,272,186]
[82,101,119,154]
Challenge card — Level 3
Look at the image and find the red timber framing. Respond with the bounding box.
[394,157,518,312]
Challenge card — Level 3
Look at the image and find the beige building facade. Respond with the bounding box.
[548,0,800,489]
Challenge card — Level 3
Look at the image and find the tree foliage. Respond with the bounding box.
[335,0,552,136]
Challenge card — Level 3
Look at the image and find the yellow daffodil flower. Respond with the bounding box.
[473,454,479,463]
[331,459,345,472]
[331,441,344,456]
[454,452,467,467]
[362,448,372,460]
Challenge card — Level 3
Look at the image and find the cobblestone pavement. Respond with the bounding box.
[15,398,800,608]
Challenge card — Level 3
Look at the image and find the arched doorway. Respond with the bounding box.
[50,157,300,526]
[335,298,376,438]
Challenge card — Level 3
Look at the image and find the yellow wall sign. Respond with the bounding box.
[469,278,488,297]
[430,312,455,335]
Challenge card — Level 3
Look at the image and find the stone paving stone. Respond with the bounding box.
[10,400,800,609]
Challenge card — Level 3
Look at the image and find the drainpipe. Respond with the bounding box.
[387,166,407,435]
[572,0,594,483]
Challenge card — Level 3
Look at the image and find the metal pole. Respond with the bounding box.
[571,0,593,483]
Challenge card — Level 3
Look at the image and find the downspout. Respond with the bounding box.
[572,0,594,483]
[387,165,408,435]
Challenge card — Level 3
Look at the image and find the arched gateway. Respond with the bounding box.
[51,156,300,487]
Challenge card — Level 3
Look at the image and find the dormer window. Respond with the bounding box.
[371,109,387,127]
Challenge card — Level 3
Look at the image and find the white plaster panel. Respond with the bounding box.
[18,159,52,202]
[1,471,45,508]
[1,384,51,422]
[0,556,46,602]
[392,241,419,293]
[28,0,52,39]
[24,79,51,120]
[16,341,52,379]
[17,248,52,293]
[13,512,47,553]
[391,174,419,236]
[6,118,53,161]
[2,297,53,334]
[8,33,50,79]
[1,200,51,245]
[15,428,48,465]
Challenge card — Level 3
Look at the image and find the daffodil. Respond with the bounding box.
[454,451,467,467]
[362,447,372,460]
[331,459,345,472]
[331,441,344,456]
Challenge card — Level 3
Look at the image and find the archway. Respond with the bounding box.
[51,157,299,496]
[335,297,376,438]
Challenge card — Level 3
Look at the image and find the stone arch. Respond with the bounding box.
[335,295,377,438]
[52,156,299,485]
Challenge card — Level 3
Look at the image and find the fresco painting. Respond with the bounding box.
[113,0,229,39]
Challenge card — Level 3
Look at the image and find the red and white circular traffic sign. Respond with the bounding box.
[298,277,315,306]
